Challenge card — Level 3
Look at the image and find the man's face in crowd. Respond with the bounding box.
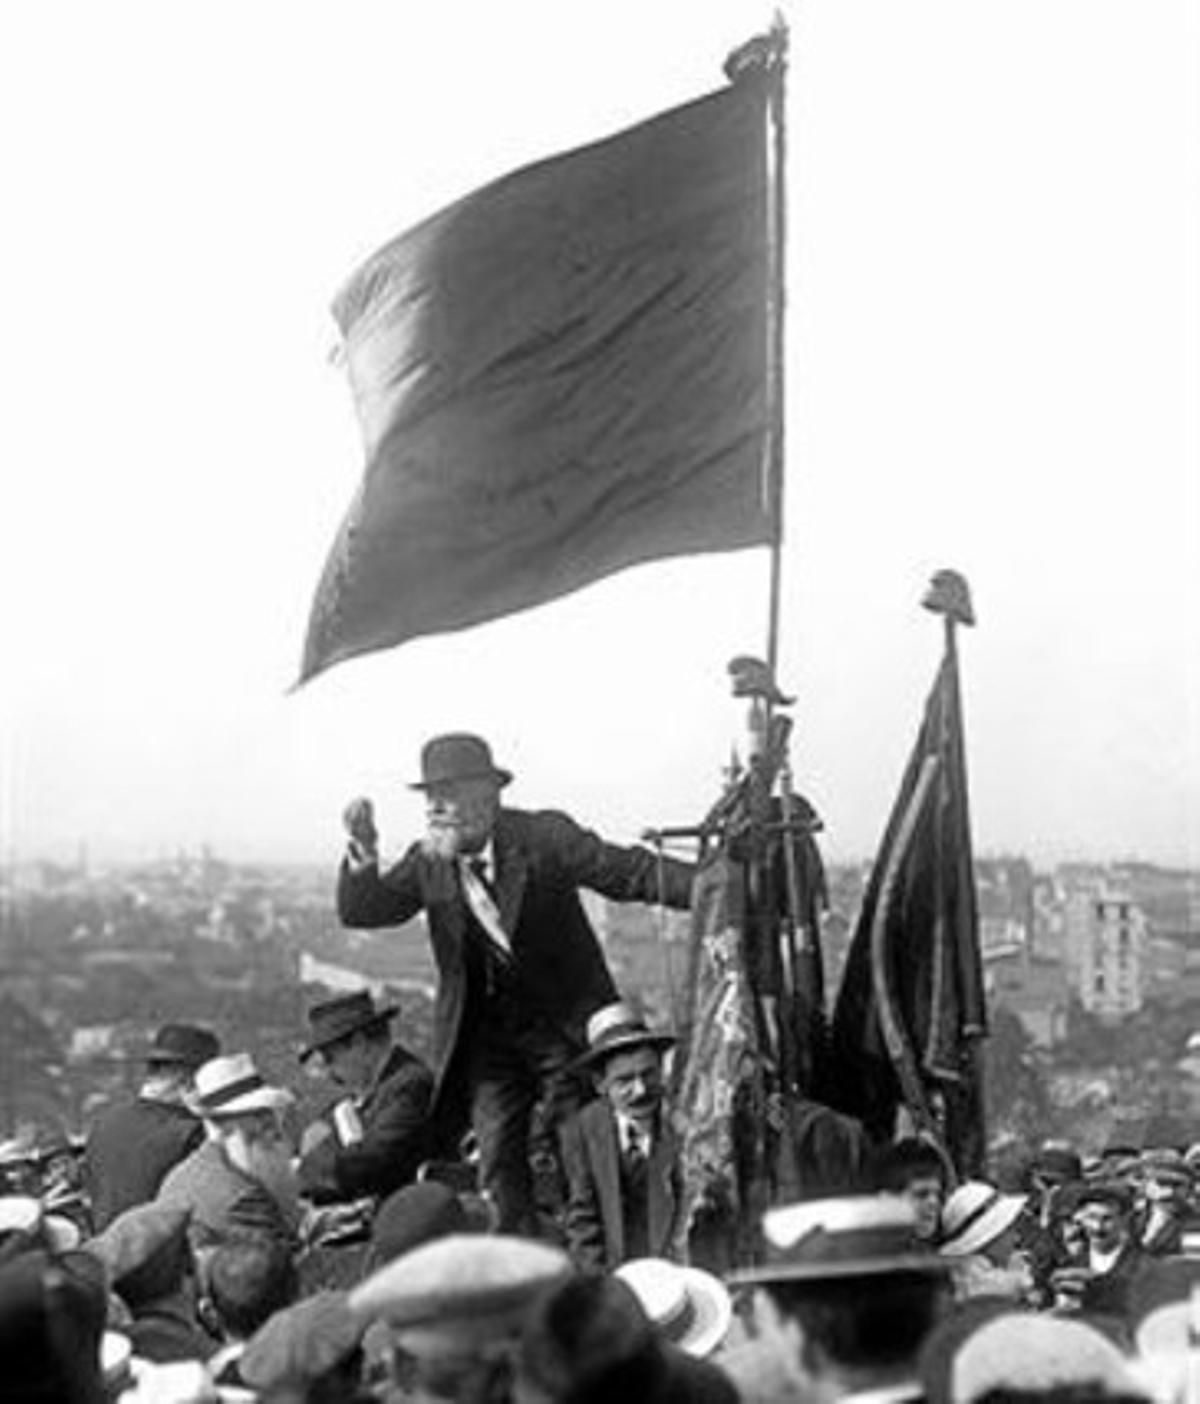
[222,1112,297,1212]
[320,1033,376,1095]
[905,1174,945,1243]
[599,1046,665,1122]
[423,777,501,859]
[1078,1201,1126,1254]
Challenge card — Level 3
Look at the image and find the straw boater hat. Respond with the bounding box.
[299,991,398,1064]
[192,1053,294,1119]
[575,1001,676,1071]
[939,1181,1027,1259]
[614,1258,732,1359]
[0,1195,81,1254]
[730,1194,953,1287]
[409,733,512,790]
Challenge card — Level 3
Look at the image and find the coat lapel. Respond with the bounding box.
[492,812,528,941]
[590,1106,625,1267]
[647,1122,680,1257]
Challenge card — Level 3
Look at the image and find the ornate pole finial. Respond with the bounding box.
[922,569,975,628]
[727,655,795,707]
[723,15,788,85]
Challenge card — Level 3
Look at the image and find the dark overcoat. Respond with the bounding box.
[84,1098,205,1232]
[297,1043,434,1203]
[337,807,693,1117]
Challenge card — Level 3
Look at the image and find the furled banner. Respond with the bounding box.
[300,72,772,683]
[828,624,987,1178]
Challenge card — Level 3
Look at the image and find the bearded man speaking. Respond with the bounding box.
[338,732,694,1235]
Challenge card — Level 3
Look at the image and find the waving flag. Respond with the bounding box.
[300,72,772,683]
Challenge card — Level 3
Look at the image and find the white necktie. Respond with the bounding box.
[460,856,512,958]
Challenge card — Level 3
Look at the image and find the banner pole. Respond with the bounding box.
[764,13,788,677]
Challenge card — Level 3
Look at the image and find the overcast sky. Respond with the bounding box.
[1,0,1196,871]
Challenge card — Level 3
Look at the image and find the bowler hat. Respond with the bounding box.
[729,1194,952,1288]
[300,991,398,1063]
[410,733,512,790]
[575,1002,676,1071]
[144,1024,220,1069]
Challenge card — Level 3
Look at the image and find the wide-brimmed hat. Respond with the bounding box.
[192,1053,294,1119]
[940,1181,1027,1258]
[410,733,512,791]
[143,1023,221,1070]
[730,1194,952,1287]
[615,1259,732,1359]
[575,1002,676,1071]
[299,992,398,1063]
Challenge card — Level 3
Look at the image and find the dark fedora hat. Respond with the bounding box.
[143,1024,220,1070]
[409,733,512,791]
[300,992,397,1063]
[575,1002,676,1072]
[729,1194,952,1288]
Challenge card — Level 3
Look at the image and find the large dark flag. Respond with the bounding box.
[301,74,772,683]
[829,617,987,1177]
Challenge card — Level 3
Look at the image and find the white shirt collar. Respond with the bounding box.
[616,1111,654,1155]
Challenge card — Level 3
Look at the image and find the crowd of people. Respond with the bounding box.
[3,732,1200,1401]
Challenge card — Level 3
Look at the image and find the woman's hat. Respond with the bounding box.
[575,1002,676,1071]
[192,1053,294,1119]
[939,1181,1027,1258]
[299,992,398,1063]
[410,733,512,790]
[614,1259,732,1359]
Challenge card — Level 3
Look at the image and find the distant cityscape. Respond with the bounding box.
[2,848,1199,1157]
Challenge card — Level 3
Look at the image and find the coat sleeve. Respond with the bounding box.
[560,1112,609,1273]
[298,1062,435,1204]
[336,845,426,928]
[536,811,695,910]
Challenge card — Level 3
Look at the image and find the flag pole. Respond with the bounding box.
[725,15,789,676]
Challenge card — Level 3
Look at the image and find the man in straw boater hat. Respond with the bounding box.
[157,1052,302,1260]
[296,990,435,1206]
[83,1022,221,1231]
[724,1194,952,1404]
[560,1001,685,1272]
[337,732,695,1237]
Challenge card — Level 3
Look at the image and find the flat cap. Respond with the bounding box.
[86,1203,192,1304]
[240,1290,365,1389]
[349,1233,570,1354]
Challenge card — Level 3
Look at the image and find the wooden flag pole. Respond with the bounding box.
[724,16,789,677]
[764,15,789,678]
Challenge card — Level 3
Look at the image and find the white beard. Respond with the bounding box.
[421,823,463,860]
